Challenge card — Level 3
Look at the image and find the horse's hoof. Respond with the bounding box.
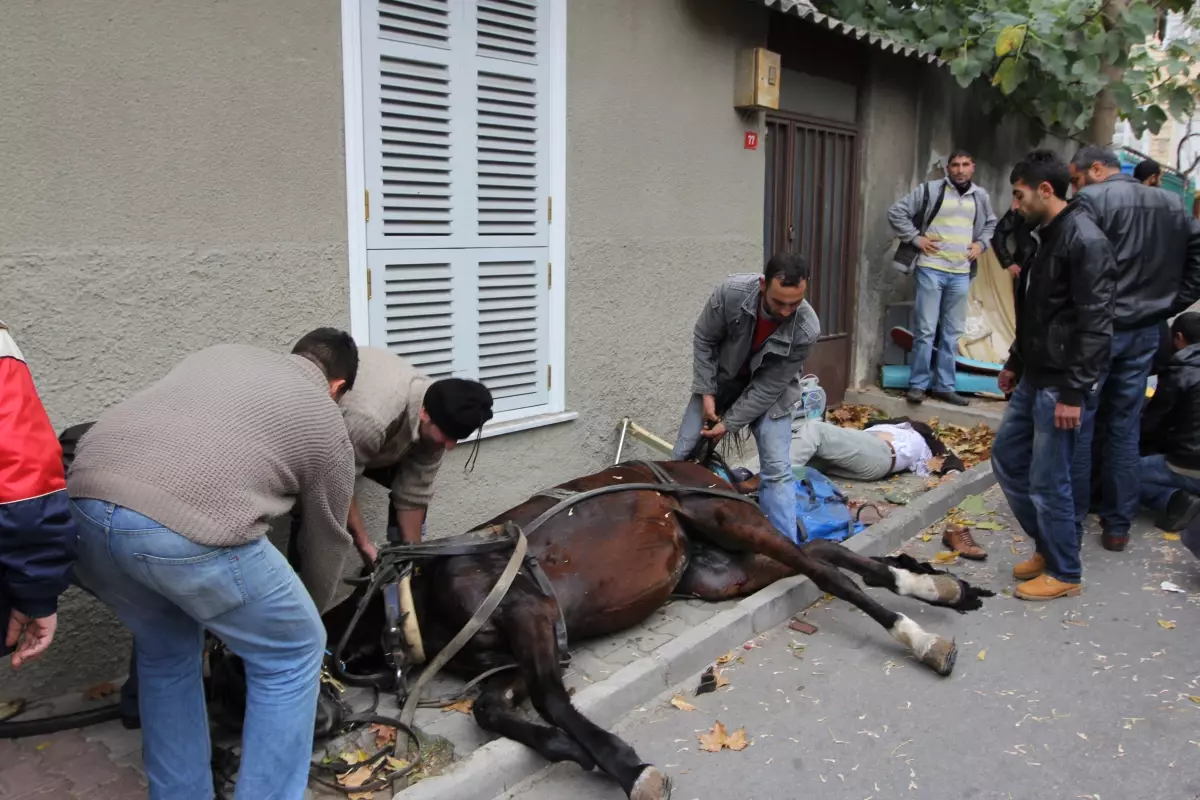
[920,637,957,676]
[630,765,671,800]
[931,574,964,605]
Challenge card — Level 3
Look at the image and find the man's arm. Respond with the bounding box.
[1172,215,1200,314]
[296,447,356,613]
[886,184,926,243]
[975,189,999,251]
[992,210,1016,268]
[390,442,446,543]
[722,322,817,433]
[690,286,727,397]
[1059,231,1118,406]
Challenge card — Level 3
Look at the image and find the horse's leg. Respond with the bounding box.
[496,599,668,800]
[472,673,597,771]
[678,501,958,675]
[800,542,994,613]
[674,539,794,601]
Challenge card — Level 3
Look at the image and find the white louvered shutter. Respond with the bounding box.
[361,0,551,414]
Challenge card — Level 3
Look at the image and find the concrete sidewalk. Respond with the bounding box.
[495,485,1200,800]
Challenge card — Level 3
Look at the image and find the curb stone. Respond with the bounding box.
[394,462,997,800]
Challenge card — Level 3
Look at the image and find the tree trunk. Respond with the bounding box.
[1088,0,1131,145]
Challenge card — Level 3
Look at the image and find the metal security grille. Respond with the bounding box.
[764,115,859,404]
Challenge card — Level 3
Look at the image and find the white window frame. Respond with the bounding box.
[339,0,572,438]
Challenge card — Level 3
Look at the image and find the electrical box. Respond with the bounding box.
[734,47,780,110]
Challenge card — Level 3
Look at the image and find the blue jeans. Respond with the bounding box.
[1070,324,1160,539]
[991,379,1089,583]
[910,267,970,392]
[672,394,798,543]
[69,499,325,800]
[1138,454,1200,513]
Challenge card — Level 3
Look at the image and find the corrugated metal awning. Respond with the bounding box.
[760,0,942,65]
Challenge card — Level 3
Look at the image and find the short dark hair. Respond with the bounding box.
[763,252,811,287]
[1010,149,1071,200]
[292,327,359,392]
[1133,158,1162,182]
[1070,145,1120,171]
[1172,311,1200,345]
[948,149,974,163]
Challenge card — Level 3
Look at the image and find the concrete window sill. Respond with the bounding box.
[479,410,579,440]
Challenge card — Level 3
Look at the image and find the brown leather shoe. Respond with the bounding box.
[1014,574,1081,601]
[1101,532,1129,552]
[942,524,987,560]
[1012,552,1046,581]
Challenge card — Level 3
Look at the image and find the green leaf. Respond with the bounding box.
[995,25,1026,57]
[1168,85,1195,121]
[1126,2,1159,36]
[992,57,1026,95]
[1145,104,1169,134]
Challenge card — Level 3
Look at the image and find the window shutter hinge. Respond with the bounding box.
[547,364,552,389]
[548,262,552,290]
[365,190,370,222]
[366,267,372,300]
[547,196,552,223]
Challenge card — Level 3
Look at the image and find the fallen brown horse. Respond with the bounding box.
[330,458,993,800]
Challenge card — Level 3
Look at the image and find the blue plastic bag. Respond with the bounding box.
[793,466,864,543]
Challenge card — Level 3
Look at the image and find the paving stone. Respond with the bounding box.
[82,722,142,760]
[76,768,148,799]
[645,615,692,637]
[0,758,54,799]
[51,747,126,794]
[562,651,615,685]
[580,634,633,660]
[668,603,719,626]
[596,646,641,667]
[633,632,672,653]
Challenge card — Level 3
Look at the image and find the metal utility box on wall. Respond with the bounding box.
[734,47,781,110]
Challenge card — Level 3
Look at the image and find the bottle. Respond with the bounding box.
[793,375,826,427]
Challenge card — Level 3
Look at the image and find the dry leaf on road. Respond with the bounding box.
[442,698,475,714]
[670,694,697,712]
[716,651,735,665]
[725,727,750,751]
[1158,620,1177,630]
[977,650,987,661]
[715,670,730,689]
[1163,533,1182,541]
[933,551,960,565]
[699,721,729,752]
[337,764,376,800]
[370,723,397,750]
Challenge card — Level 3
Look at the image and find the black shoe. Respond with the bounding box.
[931,390,970,407]
[906,388,926,405]
[1156,490,1200,532]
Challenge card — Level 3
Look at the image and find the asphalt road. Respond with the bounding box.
[495,485,1200,800]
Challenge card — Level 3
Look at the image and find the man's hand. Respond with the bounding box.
[6,610,56,668]
[700,421,727,442]
[1006,264,1021,278]
[701,395,719,424]
[917,234,942,256]
[998,369,1017,394]
[357,540,378,570]
[966,242,984,261]
[1054,402,1082,430]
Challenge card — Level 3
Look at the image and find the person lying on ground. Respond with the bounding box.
[730,419,983,557]
[0,321,77,669]
[1138,311,1200,532]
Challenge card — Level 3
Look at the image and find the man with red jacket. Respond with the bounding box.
[1,322,77,668]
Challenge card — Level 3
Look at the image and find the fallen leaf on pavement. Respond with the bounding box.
[715,670,730,689]
[1161,581,1186,593]
[974,522,1004,531]
[920,532,934,542]
[955,493,988,516]
[386,756,410,771]
[670,694,697,712]
[1163,533,1181,541]
[716,652,735,665]
[442,698,475,714]
[1188,695,1200,704]
[83,682,119,701]
[828,404,882,430]
[725,727,750,751]
[369,723,397,750]
[337,764,376,800]
[1158,620,1177,630]
[977,650,987,661]
[0,699,25,722]
[933,551,960,565]
[699,721,729,752]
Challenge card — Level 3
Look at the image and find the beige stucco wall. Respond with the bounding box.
[1,0,770,700]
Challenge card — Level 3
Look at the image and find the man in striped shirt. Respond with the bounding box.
[888,150,998,407]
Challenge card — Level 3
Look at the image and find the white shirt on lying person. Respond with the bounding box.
[866,423,934,477]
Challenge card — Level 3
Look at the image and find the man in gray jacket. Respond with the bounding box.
[887,150,998,407]
[672,253,819,543]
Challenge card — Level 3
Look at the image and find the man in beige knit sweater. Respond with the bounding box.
[67,328,359,800]
[341,347,494,560]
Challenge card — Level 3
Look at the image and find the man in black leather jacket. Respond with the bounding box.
[1066,146,1200,552]
[992,206,1036,278]
[1138,312,1200,531]
[991,150,1117,601]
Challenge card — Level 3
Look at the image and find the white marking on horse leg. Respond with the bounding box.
[889,614,938,658]
[889,567,939,602]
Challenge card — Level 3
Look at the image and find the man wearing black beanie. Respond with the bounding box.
[340,348,493,557]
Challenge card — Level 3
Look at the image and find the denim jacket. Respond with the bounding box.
[690,274,820,433]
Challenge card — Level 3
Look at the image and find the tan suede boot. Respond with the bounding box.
[1015,574,1081,601]
[1012,552,1045,581]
